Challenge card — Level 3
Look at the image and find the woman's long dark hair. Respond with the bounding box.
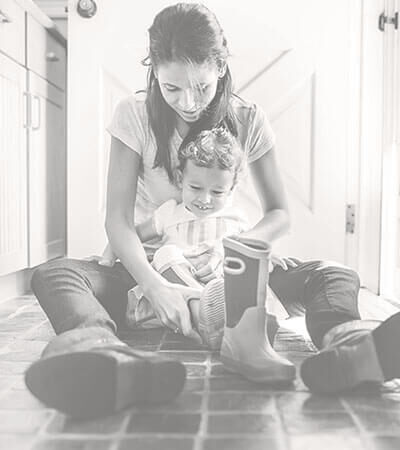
[144,3,238,182]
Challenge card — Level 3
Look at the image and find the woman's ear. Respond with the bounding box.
[218,62,227,78]
[175,169,183,187]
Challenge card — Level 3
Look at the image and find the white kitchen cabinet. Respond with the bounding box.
[0,0,66,278]
[27,71,66,267]
[0,53,28,275]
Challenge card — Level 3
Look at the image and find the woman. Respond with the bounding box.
[26,3,400,418]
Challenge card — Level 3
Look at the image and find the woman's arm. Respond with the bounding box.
[136,218,158,243]
[242,147,290,242]
[105,137,201,339]
[105,137,160,290]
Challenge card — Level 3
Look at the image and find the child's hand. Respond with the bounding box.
[190,252,222,283]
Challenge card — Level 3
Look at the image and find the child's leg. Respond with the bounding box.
[126,245,203,329]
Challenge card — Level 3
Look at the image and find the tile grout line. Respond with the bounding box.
[193,352,212,450]
[273,394,291,450]
[108,412,132,450]
[340,398,371,449]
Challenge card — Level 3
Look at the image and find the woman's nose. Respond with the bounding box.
[178,89,196,111]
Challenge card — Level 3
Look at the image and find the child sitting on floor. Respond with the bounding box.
[102,126,247,346]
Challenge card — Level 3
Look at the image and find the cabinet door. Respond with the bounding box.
[28,71,66,267]
[0,53,28,275]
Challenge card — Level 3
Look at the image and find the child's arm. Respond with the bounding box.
[136,217,159,242]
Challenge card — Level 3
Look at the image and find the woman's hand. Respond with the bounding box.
[144,280,203,343]
[270,254,298,271]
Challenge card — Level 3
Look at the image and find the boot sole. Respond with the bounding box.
[220,354,296,384]
[198,279,225,350]
[25,349,186,419]
[300,312,400,393]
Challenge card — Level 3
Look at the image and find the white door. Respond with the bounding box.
[68,0,355,263]
[27,71,66,267]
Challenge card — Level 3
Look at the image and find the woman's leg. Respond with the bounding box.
[268,259,361,349]
[31,257,135,335]
[27,257,186,418]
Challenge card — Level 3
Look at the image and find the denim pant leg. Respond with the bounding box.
[268,259,361,349]
[31,258,136,335]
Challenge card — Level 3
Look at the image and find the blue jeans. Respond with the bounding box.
[31,257,361,349]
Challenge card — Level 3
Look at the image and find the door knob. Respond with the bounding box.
[46,52,60,62]
[77,0,97,18]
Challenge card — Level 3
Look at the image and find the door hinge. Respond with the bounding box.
[379,12,398,31]
[346,204,356,234]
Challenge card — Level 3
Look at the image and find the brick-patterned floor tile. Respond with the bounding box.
[208,392,276,413]
[158,351,208,363]
[0,377,14,395]
[183,377,205,392]
[184,364,207,377]
[202,436,282,450]
[46,412,128,434]
[0,387,45,409]
[0,433,37,450]
[345,393,400,412]
[209,376,293,392]
[126,412,201,434]
[282,411,357,435]
[117,437,194,450]
[32,439,113,450]
[367,435,400,450]
[289,433,365,450]
[0,360,31,376]
[207,413,281,435]
[160,341,206,351]
[276,392,345,413]
[120,328,165,346]
[209,363,238,377]
[0,312,47,333]
[23,322,56,341]
[0,410,51,433]
[0,340,47,362]
[136,393,203,413]
[353,409,400,434]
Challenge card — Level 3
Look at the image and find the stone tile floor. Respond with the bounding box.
[0,291,400,450]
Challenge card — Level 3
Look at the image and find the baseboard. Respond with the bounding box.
[0,268,34,301]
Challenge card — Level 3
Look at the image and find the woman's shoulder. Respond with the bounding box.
[230,95,260,120]
[116,91,148,117]
[230,95,271,136]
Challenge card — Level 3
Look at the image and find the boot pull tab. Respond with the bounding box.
[224,257,246,275]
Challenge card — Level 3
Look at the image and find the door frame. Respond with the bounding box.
[379,0,400,300]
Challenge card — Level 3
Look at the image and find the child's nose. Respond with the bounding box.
[198,191,212,204]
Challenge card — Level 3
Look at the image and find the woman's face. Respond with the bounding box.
[156,61,221,123]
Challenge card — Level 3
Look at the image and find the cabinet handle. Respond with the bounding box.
[32,95,41,131]
[0,9,12,23]
[23,92,30,129]
[46,52,60,62]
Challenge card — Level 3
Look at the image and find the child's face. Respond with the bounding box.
[180,160,235,217]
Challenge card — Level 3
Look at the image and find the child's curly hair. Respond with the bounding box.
[177,127,244,187]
